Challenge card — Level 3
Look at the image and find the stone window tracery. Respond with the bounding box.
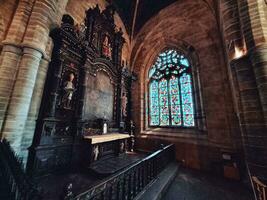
[148,49,195,127]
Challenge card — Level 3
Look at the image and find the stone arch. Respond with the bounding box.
[130,0,218,71]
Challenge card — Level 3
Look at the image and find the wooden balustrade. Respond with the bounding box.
[73,144,175,200]
[0,139,41,200]
[252,176,267,200]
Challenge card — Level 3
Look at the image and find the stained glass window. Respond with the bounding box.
[148,49,195,127]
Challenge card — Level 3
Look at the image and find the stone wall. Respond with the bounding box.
[130,0,243,172]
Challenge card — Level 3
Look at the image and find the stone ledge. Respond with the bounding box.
[134,162,179,200]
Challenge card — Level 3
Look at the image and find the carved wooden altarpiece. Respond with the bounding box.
[27,5,134,176]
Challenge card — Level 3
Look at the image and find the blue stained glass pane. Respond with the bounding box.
[183,114,194,127]
[149,81,159,126]
[159,79,169,126]
[180,58,189,67]
[180,74,194,126]
[169,76,182,126]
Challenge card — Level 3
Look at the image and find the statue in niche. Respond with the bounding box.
[121,92,128,117]
[102,35,112,59]
[61,73,76,109]
[93,145,99,161]
[120,141,125,153]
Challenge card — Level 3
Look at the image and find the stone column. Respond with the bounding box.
[236,0,267,182]
[230,56,267,182]
[249,45,267,124]
[2,48,42,154]
[20,57,50,164]
[0,0,35,135]
[221,0,243,58]
[0,45,22,132]
[221,0,267,183]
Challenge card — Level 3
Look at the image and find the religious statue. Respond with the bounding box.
[102,35,112,59]
[62,73,76,109]
[120,141,125,153]
[93,145,99,161]
[121,92,128,117]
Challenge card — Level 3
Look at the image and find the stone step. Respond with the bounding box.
[134,162,179,200]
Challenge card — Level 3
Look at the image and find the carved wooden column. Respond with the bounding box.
[45,31,63,118]
[114,29,125,128]
[120,66,134,131]
[77,65,87,119]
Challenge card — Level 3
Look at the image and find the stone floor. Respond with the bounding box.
[162,167,254,200]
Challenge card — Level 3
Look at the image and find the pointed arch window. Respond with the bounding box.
[148,49,195,127]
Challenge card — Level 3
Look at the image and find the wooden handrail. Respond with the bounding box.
[252,176,267,200]
[73,144,175,200]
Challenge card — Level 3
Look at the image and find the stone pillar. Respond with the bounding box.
[0,45,22,133]
[238,0,267,51]
[230,56,266,182]
[235,0,267,182]
[2,48,42,154]
[3,0,35,45]
[20,57,50,164]
[221,0,243,58]
[249,45,267,124]
[221,0,267,183]
[0,0,35,135]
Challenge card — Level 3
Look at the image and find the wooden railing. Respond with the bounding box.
[73,144,175,200]
[0,139,41,200]
[252,176,267,200]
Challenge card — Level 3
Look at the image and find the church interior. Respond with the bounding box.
[0,0,267,199]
